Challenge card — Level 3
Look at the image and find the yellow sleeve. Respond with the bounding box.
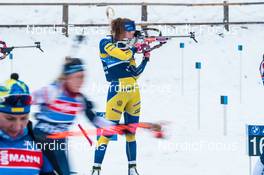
[104,43,134,61]
[130,58,137,67]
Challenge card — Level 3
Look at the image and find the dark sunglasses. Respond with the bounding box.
[2,95,32,107]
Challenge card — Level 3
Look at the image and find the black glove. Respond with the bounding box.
[82,95,96,122]
[134,30,142,37]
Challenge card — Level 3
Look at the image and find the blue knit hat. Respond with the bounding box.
[0,78,31,115]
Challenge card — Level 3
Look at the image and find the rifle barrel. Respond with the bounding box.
[13,45,38,49]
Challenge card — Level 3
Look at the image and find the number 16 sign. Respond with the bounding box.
[247,125,264,156]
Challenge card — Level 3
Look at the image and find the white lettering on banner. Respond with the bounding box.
[9,154,40,164]
[0,150,40,165]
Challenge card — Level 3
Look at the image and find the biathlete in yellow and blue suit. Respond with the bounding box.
[91,18,150,175]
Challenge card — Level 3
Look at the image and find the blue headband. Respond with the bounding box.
[124,21,136,32]
[63,58,85,75]
[64,64,84,75]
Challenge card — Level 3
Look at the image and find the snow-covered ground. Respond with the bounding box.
[0,1,264,174]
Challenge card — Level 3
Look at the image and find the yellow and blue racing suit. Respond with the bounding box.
[94,36,148,167]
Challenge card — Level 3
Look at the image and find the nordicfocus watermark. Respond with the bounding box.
[24,140,106,152]
[158,140,239,152]
[86,82,173,95]
[26,24,107,35]
[25,24,240,36]
[154,24,240,36]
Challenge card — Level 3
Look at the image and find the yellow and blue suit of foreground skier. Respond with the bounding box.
[94,33,149,167]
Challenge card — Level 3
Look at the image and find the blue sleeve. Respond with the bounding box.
[128,59,148,77]
[40,155,54,174]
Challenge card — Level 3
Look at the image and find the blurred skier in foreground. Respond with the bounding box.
[33,57,112,175]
